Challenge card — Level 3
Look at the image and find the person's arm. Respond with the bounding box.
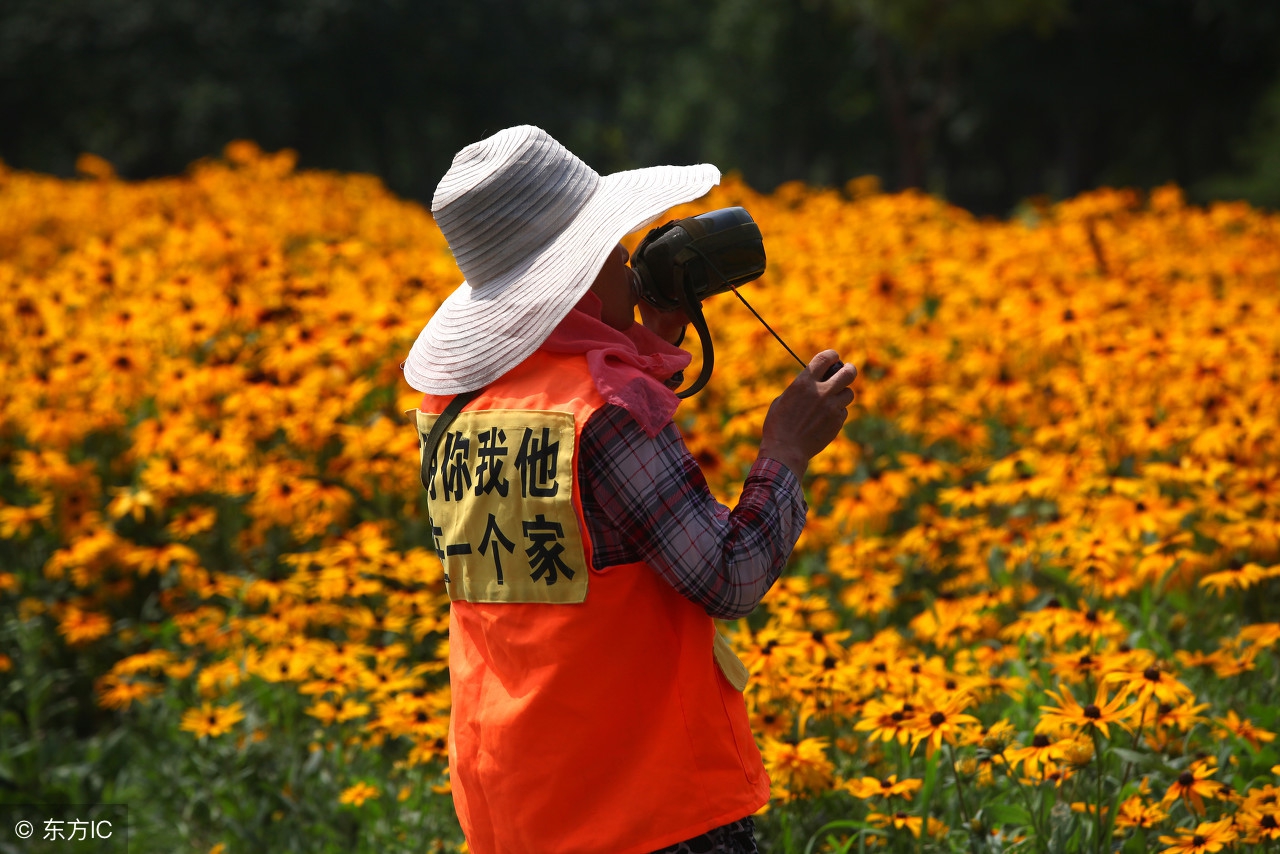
[636,301,858,479]
[578,404,807,620]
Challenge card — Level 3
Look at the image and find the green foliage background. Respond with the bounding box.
[2,0,1280,213]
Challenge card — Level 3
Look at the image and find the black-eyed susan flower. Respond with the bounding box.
[760,737,835,801]
[868,811,923,837]
[1103,661,1195,706]
[909,691,980,757]
[1038,684,1136,739]
[1156,818,1236,853]
[1004,733,1066,778]
[1161,758,1222,815]
[338,782,380,807]
[855,697,917,746]
[1213,709,1276,750]
[844,774,923,801]
[1113,794,1167,832]
[180,701,246,738]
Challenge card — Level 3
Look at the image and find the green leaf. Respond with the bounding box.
[1111,747,1154,768]
[982,803,1033,827]
[803,821,886,854]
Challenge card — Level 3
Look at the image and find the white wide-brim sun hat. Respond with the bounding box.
[402,125,720,395]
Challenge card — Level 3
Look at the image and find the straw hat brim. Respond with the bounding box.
[403,162,720,395]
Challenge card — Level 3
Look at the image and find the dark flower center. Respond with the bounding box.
[1178,771,1195,786]
[1083,704,1102,719]
[1191,836,1206,847]
[891,711,905,722]
[930,712,946,726]
[1032,734,1051,748]
[1143,667,1161,681]
[1261,815,1278,829]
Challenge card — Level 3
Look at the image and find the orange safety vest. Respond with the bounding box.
[414,349,768,854]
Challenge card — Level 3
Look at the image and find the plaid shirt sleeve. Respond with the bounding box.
[577,403,808,620]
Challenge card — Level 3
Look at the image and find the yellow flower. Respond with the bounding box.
[855,697,917,745]
[180,701,246,738]
[1103,662,1195,706]
[107,487,157,523]
[1004,734,1066,778]
[1213,710,1276,750]
[760,737,835,801]
[1038,684,1136,739]
[56,606,112,646]
[1157,818,1236,853]
[339,781,380,807]
[844,775,922,801]
[1061,737,1094,767]
[1161,758,1221,815]
[868,811,923,837]
[909,691,980,757]
[96,675,161,710]
[1114,795,1167,831]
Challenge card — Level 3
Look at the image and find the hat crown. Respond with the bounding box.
[431,126,601,288]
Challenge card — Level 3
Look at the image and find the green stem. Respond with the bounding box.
[945,743,973,829]
[1091,727,1105,854]
[1105,706,1147,844]
[994,750,1048,853]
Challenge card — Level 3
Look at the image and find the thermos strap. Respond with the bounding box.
[674,273,716,399]
[420,388,484,494]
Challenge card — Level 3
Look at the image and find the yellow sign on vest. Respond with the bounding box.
[414,409,588,604]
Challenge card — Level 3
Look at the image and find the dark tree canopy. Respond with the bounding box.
[2,0,1278,214]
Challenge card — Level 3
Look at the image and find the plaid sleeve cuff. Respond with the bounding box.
[749,457,807,511]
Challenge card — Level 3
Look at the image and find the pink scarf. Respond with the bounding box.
[539,291,692,438]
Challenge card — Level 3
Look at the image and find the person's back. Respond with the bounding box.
[403,125,857,853]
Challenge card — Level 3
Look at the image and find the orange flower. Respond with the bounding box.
[760,737,835,801]
[844,775,923,801]
[1161,759,1222,815]
[180,701,246,738]
[1038,684,1136,740]
[56,605,112,646]
[909,691,980,757]
[338,781,380,807]
[855,698,917,746]
[1213,710,1276,750]
[1157,818,1236,853]
[1114,795,1167,831]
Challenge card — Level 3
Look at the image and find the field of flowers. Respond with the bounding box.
[2,142,1279,854]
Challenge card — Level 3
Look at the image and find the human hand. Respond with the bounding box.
[638,300,690,346]
[758,350,858,479]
